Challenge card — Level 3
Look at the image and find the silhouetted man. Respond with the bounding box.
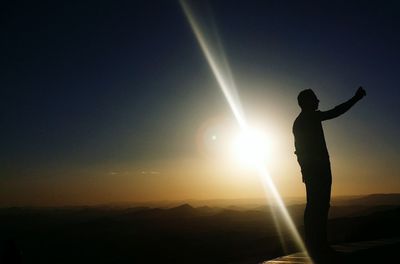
[293,87,366,260]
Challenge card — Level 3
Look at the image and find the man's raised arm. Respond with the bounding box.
[320,87,366,121]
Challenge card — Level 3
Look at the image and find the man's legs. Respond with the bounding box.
[303,162,332,255]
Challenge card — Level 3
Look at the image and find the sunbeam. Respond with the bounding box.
[180,0,309,256]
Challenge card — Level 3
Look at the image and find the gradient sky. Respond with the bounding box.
[2,0,399,206]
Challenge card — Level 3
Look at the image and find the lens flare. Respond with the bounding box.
[180,0,309,257]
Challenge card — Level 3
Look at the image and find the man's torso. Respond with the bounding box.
[293,111,331,182]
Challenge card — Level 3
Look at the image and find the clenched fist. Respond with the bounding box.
[355,86,366,100]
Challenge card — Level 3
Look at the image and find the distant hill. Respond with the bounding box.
[329,207,400,243]
[347,193,400,205]
[0,196,399,264]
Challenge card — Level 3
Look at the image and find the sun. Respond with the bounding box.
[232,127,272,168]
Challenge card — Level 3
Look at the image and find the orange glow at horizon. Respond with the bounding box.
[1,154,399,207]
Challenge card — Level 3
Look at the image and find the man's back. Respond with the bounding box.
[293,111,329,163]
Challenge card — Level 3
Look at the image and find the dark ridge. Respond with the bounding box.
[350,193,400,205]
[168,203,195,214]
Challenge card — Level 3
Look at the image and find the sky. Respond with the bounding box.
[1,0,399,206]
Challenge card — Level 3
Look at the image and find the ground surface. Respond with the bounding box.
[262,238,400,263]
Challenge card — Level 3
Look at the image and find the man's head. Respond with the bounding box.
[297,89,319,111]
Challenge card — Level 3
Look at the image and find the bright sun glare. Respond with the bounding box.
[232,128,271,168]
[180,0,309,255]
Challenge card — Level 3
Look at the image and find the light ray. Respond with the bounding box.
[180,0,246,128]
[180,0,309,257]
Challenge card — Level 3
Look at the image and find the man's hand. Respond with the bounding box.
[355,86,366,100]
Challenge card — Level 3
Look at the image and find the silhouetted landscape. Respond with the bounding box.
[1,193,399,263]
